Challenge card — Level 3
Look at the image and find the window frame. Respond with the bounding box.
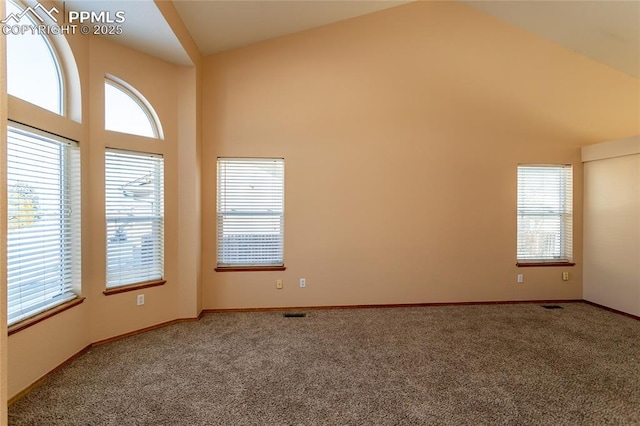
[104,76,164,140]
[216,157,285,271]
[104,148,165,290]
[6,122,81,328]
[516,164,574,267]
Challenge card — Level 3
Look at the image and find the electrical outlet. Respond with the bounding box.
[276,280,283,289]
[517,274,523,283]
[300,278,306,288]
[137,294,145,306]
[562,272,569,281]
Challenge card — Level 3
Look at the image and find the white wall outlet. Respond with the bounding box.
[300,278,306,288]
[562,272,569,281]
[137,294,145,306]
[517,274,524,283]
[276,280,283,289]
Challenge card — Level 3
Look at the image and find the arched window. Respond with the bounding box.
[5,0,63,114]
[105,76,164,139]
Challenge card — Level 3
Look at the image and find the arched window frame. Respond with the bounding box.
[44,31,65,115]
[105,75,165,140]
[5,0,81,121]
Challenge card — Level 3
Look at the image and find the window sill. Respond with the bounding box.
[516,262,576,267]
[8,297,85,336]
[215,266,286,272]
[103,279,166,296]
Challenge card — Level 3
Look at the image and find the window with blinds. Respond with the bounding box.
[217,158,284,268]
[7,124,80,326]
[105,150,164,287]
[517,165,573,264]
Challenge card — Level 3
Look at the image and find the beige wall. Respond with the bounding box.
[5,11,92,400]
[583,139,640,316]
[201,1,639,309]
[155,0,204,317]
[3,0,639,408]
[86,36,181,342]
[7,32,201,400]
[176,66,201,318]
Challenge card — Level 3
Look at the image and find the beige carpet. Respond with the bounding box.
[8,302,640,425]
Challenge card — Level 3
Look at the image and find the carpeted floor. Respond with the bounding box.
[8,302,640,425]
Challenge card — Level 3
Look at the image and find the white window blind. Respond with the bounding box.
[7,124,80,325]
[517,165,573,263]
[106,150,164,287]
[217,158,284,267]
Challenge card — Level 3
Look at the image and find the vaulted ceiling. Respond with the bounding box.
[64,0,640,78]
[172,0,412,56]
[461,0,639,78]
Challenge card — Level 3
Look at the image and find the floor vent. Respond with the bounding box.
[283,312,306,318]
[542,305,563,310]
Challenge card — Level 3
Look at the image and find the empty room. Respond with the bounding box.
[1,0,639,424]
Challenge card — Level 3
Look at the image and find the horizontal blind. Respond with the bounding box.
[217,158,284,267]
[106,149,164,287]
[517,165,573,262]
[7,124,80,325]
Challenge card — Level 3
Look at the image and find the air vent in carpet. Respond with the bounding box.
[542,305,563,310]
[283,312,306,318]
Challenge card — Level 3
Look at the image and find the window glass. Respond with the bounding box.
[105,79,158,138]
[217,158,285,268]
[7,124,80,325]
[106,150,164,287]
[6,0,63,114]
[517,165,573,263]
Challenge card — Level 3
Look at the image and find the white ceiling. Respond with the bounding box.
[462,1,640,78]
[63,0,192,65]
[64,1,639,78]
[172,0,411,55]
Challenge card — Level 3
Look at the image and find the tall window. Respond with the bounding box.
[6,124,80,325]
[104,77,163,139]
[517,165,573,264]
[105,150,164,288]
[6,0,63,114]
[217,158,284,268]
